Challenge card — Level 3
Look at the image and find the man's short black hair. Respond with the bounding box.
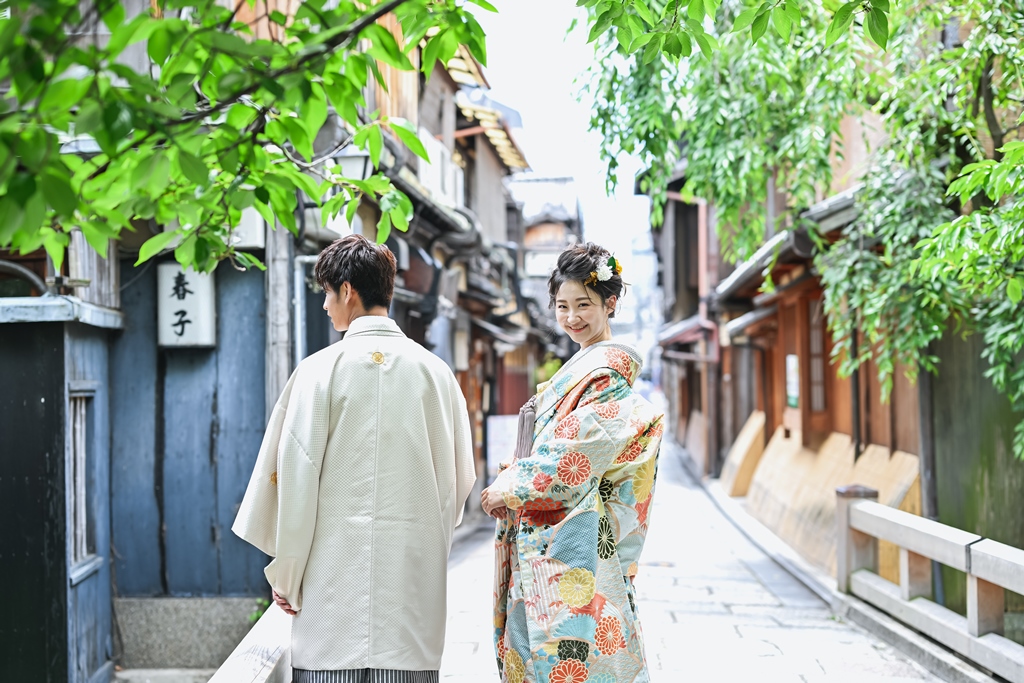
[314,234,397,310]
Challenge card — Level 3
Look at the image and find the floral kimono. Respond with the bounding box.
[491,342,665,683]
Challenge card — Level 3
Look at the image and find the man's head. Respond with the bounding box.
[314,234,397,331]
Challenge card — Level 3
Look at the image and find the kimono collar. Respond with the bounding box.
[534,341,643,422]
[344,315,406,338]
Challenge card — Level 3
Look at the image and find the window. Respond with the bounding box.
[69,395,94,564]
[808,299,826,413]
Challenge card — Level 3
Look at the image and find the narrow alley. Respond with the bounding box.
[441,445,941,682]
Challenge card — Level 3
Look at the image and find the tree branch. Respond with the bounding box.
[166,0,412,129]
[980,56,1005,160]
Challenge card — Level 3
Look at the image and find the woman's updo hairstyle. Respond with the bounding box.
[547,242,625,318]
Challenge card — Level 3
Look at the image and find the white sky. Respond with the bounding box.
[469,1,652,270]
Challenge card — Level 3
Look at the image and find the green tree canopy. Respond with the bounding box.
[0,0,492,273]
[582,0,1024,457]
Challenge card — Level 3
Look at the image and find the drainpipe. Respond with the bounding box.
[0,259,49,295]
[293,255,319,368]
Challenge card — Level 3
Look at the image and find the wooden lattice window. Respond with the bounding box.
[69,395,94,564]
[808,299,826,413]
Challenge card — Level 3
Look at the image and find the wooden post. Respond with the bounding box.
[967,574,1004,637]
[899,548,932,600]
[836,485,879,593]
[265,221,293,422]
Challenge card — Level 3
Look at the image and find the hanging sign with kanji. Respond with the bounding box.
[157,263,216,347]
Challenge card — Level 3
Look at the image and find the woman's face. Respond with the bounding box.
[555,280,616,349]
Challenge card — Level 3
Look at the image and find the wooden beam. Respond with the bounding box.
[453,125,488,139]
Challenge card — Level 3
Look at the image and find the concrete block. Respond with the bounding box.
[115,597,263,669]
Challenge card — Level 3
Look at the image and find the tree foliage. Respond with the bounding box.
[583,0,1024,457]
[0,0,491,273]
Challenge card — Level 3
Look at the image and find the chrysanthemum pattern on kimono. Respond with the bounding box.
[491,342,664,683]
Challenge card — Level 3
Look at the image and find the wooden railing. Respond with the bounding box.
[837,485,1024,683]
[207,603,291,683]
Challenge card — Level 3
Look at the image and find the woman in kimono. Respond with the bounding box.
[482,243,665,683]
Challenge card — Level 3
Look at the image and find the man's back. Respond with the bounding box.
[233,316,475,671]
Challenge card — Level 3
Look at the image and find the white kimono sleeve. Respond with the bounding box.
[451,375,476,527]
[232,366,328,612]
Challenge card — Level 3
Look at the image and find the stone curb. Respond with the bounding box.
[687,457,999,683]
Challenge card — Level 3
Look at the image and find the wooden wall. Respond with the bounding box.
[472,138,509,243]
[68,232,119,309]
[111,260,269,597]
[65,324,115,683]
[931,331,1024,621]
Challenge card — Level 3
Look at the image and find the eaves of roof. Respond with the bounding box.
[714,183,864,302]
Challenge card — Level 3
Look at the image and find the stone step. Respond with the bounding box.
[115,669,215,683]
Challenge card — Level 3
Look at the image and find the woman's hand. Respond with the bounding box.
[272,589,297,616]
[481,485,508,519]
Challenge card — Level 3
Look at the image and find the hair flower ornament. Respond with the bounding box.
[583,255,622,287]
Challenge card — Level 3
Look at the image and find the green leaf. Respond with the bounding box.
[40,171,77,217]
[41,226,70,273]
[269,10,288,24]
[688,0,705,22]
[40,78,88,112]
[101,1,125,31]
[9,172,37,206]
[589,13,615,43]
[772,6,792,41]
[376,212,392,243]
[367,125,383,167]
[642,36,663,65]
[303,90,329,138]
[871,0,890,11]
[694,32,713,59]
[866,7,888,49]
[751,11,771,42]
[80,222,112,258]
[732,8,759,32]
[147,25,171,65]
[136,230,179,265]
[103,101,134,143]
[1009,278,1023,304]
[0,196,25,245]
[468,0,498,10]
[826,1,859,47]
[76,101,104,135]
[634,0,656,25]
[177,151,210,186]
[282,117,314,160]
[422,32,446,76]
[389,117,429,162]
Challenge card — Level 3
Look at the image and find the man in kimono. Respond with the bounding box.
[232,234,476,683]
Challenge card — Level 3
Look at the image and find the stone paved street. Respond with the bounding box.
[440,444,943,682]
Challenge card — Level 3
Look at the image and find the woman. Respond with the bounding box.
[481,243,665,683]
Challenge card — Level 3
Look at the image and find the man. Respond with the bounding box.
[233,234,476,683]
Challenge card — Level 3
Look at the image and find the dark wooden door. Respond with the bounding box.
[0,323,68,682]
